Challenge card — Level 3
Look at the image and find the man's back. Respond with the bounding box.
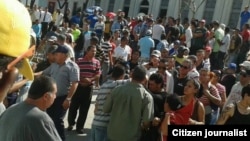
[103,82,154,141]
[0,102,61,141]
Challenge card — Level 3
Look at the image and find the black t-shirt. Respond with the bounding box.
[173,76,189,96]
[225,104,250,125]
[128,61,139,71]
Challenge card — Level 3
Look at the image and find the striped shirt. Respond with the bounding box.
[95,45,105,62]
[198,84,221,107]
[76,56,101,79]
[101,41,112,63]
[92,79,130,127]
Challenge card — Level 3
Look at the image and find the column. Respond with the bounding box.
[221,0,234,25]
[167,0,178,18]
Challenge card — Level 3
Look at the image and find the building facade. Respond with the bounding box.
[20,0,250,28]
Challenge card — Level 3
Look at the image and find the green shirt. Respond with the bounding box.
[213,28,224,52]
[103,82,154,141]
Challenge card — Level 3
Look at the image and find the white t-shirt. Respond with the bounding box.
[152,24,165,41]
[185,27,193,48]
[219,33,230,53]
[113,45,131,62]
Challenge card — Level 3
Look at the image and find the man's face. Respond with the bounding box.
[55,53,67,64]
[131,52,140,61]
[86,47,97,58]
[158,62,167,74]
[45,83,57,109]
[148,80,161,93]
[179,61,191,76]
[47,53,56,63]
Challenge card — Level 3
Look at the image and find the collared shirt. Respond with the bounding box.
[92,79,130,127]
[103,82,154,141]
[77,56,101,79]
[41,11,52,23]
[42,59,79,96]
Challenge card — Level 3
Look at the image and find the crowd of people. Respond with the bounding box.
[1,0,250,141]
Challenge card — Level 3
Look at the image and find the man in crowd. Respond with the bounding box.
[103,65,154,141]
[68,45,101,134]
[35,45,79,141]
[0,76,62,141]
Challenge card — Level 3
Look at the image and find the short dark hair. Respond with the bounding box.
[132,49,141,57]
[86,45,96,52]
[112,65,126,79]
[57,34,66,41]
[91,36,99,43]
[132,65,147,82]
[104,33,111,41]
[28,76,56,100]
[149,73,164,88]
[241,84,250,98]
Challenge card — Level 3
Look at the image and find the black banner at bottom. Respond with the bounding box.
[168,125,249,140]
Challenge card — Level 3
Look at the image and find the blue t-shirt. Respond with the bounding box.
[87,15,98,29]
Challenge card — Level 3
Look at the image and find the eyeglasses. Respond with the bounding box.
[158,66,166,70]
[180,65,189,69]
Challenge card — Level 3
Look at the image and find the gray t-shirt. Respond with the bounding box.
[0,102,61,141]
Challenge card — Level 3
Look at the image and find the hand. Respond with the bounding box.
[0,68,19,102]
[152,117,161,126]
[188,118,196,125]
[81,77,92,83]
[62,99,70,110]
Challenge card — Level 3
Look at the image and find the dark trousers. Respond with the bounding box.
[41,22,49,39]
[153,39,160,49]
[47,95,67,141]
[218,51,226,70]
[210,52,219,70]
[67,85,92,130]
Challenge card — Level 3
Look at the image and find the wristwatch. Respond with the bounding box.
[66,97,71,101]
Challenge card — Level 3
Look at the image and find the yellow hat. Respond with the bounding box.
[0,0,33,80]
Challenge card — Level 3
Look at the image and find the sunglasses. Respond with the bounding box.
[180,65,189,69]
[7,45,36,70]
[158,66,166,70]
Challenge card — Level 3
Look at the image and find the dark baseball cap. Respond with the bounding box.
[53,45,69,54]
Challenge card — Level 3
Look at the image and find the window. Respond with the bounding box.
[159,0,169,18]
[228,0,243,28]
[95,0,101,6]
[72,2,78,16]
[123,0,131,17]
[203,0,216,24]
[180,0,190,20]
[108,0,115,12]
[140,0,149,14]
